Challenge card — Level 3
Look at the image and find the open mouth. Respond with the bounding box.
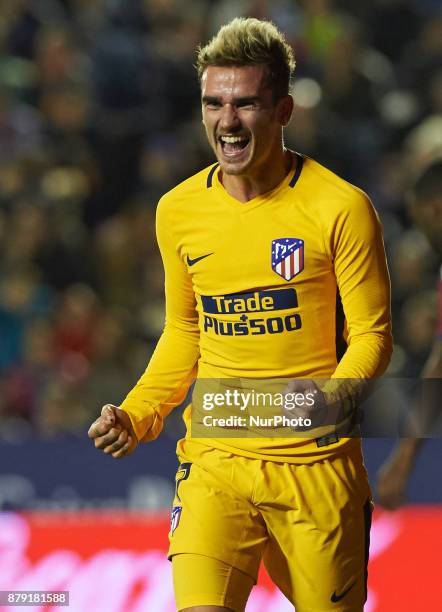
[218,135,250,157]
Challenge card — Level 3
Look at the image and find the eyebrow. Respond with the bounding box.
[202,95,261,105]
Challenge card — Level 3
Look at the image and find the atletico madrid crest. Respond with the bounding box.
[271,238,304,281]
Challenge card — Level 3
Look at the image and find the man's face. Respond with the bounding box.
[201,64,292,177]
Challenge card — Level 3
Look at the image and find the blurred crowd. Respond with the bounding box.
[0,0,441,439]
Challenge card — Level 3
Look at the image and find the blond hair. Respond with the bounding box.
[196,17,296,99]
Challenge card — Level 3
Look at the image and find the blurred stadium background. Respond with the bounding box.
[0,0,441,610]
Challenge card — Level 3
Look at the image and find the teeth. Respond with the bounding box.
[220,136,248,143]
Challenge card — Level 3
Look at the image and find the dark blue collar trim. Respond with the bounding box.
[206,157,302,189]
[289,154,303,188]
[207,163,219,188]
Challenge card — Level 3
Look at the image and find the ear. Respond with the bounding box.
[277,94,294,127]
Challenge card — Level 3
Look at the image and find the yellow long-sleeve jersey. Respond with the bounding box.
[120,153,393,462]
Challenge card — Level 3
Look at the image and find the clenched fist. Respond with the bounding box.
[88,404,138,458]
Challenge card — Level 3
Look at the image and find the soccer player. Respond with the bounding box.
[376,159,442,510]
[88,18,392,611]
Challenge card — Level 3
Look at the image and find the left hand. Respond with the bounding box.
[282,379,329,430]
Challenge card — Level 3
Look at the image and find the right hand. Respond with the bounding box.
[88,404,138,458]
[376,457,408,511]
[376,438,422,511]
[376,447,414,510]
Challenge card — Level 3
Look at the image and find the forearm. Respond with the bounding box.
[332,331,393,379]
[393,437,424,459]
[120,323,200,441]
[319,329,392,422]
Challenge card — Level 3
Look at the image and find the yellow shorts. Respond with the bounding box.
[169,440,373,612]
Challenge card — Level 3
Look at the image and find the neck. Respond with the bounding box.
[220,149,293,203]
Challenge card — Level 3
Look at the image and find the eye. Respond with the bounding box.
[204,100,221,109]
[237,100,257,109]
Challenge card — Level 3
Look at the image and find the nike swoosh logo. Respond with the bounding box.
[187,253,213,267]
[330,580,356,603]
